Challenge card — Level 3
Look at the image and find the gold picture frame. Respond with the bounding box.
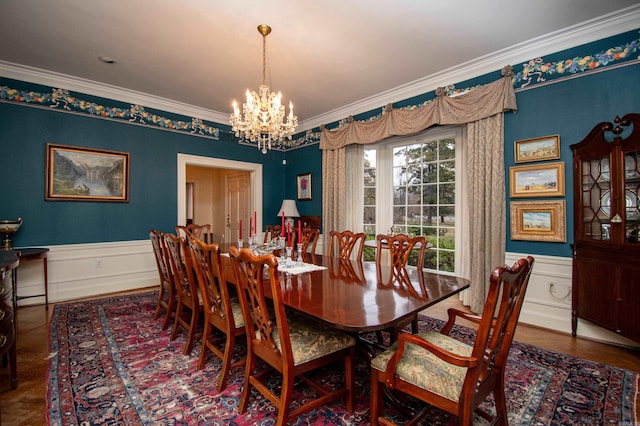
[510,200,566,242]
[509,162,565,198]
[297,172,312,200]
[514,134,560,163]
[46,143,130,202]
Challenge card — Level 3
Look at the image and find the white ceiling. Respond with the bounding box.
[1,1,639,132]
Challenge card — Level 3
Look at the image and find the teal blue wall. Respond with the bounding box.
[2,30,639,257]
[0,95,286,247]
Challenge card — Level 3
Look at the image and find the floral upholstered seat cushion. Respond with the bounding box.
[229,296,245,327]
[370,330,473,401]
[272,318,355,366]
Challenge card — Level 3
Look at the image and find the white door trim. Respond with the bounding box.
[177,154,263,233]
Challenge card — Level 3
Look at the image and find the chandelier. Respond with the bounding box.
[230,24,298,154]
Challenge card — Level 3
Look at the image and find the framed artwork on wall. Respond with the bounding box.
[514,134,560,163]
[509,162,565,198]
[510,200,566,242]
[46,143,130,202]
[297,172,312,200]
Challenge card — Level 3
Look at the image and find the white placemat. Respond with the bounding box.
[280,262,327,275]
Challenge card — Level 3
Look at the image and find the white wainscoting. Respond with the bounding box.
[506,252,639,348]
[14,240,158,307]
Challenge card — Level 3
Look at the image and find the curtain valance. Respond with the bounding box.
[320,70,516,150]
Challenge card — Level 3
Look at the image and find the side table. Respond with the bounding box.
[12,248,50,310]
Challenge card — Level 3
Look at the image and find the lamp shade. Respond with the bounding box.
[277,199,300,217]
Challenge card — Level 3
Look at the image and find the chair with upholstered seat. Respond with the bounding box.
[149,229,176,330]
[298,226,319,254]
[189,239,245,391]
[176,223,211,241]
[376,233,427,343]
[263,225,282,243]
[328,230,365,260]
[229,246,355,426]
[370,256,535,426]
[165,233,203,356]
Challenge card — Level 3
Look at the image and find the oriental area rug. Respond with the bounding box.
[47,291,638,425]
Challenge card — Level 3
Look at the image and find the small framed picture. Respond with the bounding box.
[509,162,565,198]
[514,134,560,163]
[510,200,566,242]
[297,172,312,201]
[46,143,130,202]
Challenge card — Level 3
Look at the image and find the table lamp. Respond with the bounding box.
[277,199,300,229]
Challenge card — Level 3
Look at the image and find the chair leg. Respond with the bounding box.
[345,350,354,412]
[217,332,235,392]
[493,376,509,425]
[161,290,175,331]
[153,286,165,320]
[370,369,383,426]
[276,373,294,426]
[183,306,199,355]
[197,320,212,370]
[170,302,183,341]
[239,350,256,413]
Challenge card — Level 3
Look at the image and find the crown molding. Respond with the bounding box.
[0,60,229,124]
[298,5,640,132]
[1,5,638,133]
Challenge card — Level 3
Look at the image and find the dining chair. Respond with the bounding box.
[189,239,246,391]
[327,230,365,260]
[370,256,535,426]
[229,246,355,426]
[149,229,176,330]
[176,223,211,241]
[298,226,320,254]
[374,233,427,344]
[165,233,203,356]
[263,225,282,243]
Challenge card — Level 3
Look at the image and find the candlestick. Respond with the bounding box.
[281,212,285,237]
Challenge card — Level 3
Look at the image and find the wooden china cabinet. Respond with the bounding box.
[570,113,640,343]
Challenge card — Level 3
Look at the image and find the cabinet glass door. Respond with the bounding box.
[624,151,640,244]
[581,155,611,240]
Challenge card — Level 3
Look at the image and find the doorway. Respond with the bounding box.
[177,154,263,242]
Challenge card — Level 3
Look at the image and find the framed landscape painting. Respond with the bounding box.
[510,200,566,242]
[514,135,560,163]
[46,143,130,202]
[509,162,565,198]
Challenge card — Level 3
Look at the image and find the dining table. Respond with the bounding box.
[221,249,470,336]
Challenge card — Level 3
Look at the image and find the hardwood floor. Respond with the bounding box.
[0,290,638,425]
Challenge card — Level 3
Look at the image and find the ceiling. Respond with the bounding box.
[1,1,639,132]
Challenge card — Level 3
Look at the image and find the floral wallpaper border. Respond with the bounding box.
[0,86,220,139]
[1,32,638,150]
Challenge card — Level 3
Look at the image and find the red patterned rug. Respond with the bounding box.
[47,291,638,425]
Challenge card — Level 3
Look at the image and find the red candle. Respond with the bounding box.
[249,217,252,238]
[287,222,291,247]
[298,220,302,243]
[254,211,257,237]
[281,212,285,237]
[239,219,242,239]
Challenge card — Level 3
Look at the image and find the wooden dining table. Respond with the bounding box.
[221,250,470,335]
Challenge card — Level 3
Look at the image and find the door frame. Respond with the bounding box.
[177,153,262,233]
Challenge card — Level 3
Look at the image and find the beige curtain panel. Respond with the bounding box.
[319,70,516,150]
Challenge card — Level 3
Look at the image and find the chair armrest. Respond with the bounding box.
[383,332,478,386]
[440,308,482,335]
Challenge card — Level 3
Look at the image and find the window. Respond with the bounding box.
[361,128,461,273]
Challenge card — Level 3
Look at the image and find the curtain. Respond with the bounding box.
[320,69,516,313]
[464,114,506,312]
